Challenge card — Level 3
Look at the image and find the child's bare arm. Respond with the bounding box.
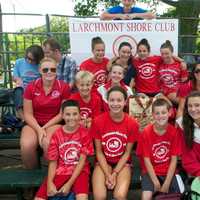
[47,160,58,196]
[112,143,133,174]
[144,157,161,192]
[160,156,177,193]
[95,139,111,177]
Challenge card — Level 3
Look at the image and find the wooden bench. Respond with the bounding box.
[0,169,46,200]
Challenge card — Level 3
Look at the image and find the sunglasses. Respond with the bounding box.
[26,56,35,62]
[42,68,56,73]
[194,69,200,74]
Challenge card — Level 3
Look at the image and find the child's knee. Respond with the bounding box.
[113,190,127,200]
[141,191,153,200]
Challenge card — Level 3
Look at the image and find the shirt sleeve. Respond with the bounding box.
[90,117,101,140]
[170,128,182,156]
[80,129,94,156]
[47,133,59,161]
[180,67,189,80]
[13,59,20,77]
[127,117,139,143]
[141,131,151,157]
[23,82,34,100]
[107,6,122,14]
[66,57,78,84]
[132,7,147,13]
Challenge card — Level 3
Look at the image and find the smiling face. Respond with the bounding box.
[160,48,173,64]
[110,65,124,85]
[92,43,105,61]
[153,105,170,127]
[119,45,132,62]
[40,60,57,82]
[108,91,126,115]
[122,0,135,8]
[137,44,150,60]
[62,106,80,130]
[187,96,200,122]
[76,78,93,98]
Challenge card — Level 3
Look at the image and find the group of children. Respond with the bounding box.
[27,35,200,200]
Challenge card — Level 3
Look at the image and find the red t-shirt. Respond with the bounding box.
[80,57,109,88]
[92,112,139,163]
[139,124,181,176]
[159,61,188,95]
[97,80,133,111]
[69,92,102,119]
[132,56,162,94]
[24,78,70,125]
[178,80,193,98]
[48,126,93,176]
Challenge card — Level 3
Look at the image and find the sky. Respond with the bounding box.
[0,0,75,31]
[0,0,171,32]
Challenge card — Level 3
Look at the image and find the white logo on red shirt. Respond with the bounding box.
[34,92,41,96]
[161,74,175,87]
[152,141,170,163]
[102,131,127,158]
[94,70,107,87]
[64,147,79,164]
[51,90,61,98]
[106,137,122,153]
[80,107,92,118]
[139,63,156,79]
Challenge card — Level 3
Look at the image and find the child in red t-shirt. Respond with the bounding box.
[159,40,188,104]
[137,98,183,200]
[97,64,133,111]
[80,37,109,89]
[70,70,102,128]
[91,86,139,200]
[35,100,93,200]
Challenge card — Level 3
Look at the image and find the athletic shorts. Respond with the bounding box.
[35,171,89,199]
[141,173,184,193]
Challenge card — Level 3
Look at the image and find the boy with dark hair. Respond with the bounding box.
[34,100,93,200]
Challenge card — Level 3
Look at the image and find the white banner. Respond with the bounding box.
[69,18,179,65]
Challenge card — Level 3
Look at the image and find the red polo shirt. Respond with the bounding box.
[24,78,70,125]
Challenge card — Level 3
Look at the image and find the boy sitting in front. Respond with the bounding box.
[137,98,183,200]
[34,100,93,200]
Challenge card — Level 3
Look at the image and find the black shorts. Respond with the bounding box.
[141,173,183,193]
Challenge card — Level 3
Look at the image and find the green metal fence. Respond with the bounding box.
[0,13,200,88]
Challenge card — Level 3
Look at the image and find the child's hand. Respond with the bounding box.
[105,173,113,190]
[38,128,47,147]
[58,182,72,196]
[47,181,58,196]
[153,180,161,192]
[160,182,170,193]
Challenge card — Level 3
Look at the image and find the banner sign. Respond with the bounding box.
[69,18,178,65]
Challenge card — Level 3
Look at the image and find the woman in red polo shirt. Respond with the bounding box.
[20,57,70,169]
[92,86,139,200]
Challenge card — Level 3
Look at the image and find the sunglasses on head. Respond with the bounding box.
[194,69,200,74]
[42,67,56,73]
